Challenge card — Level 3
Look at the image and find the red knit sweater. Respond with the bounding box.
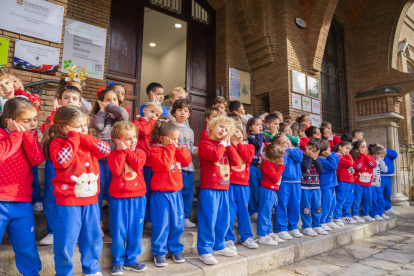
[107,148,147,198]
[133,117,156,167]
[50,132,110,206]
[336,154,355,183]
[200,130,209,143]
[353,153,377,186]
[260,160,285,191]
[198,139,240,190]
[41,111,55,135]
[0,129,45,202]
[299,137,310,151]
[328,135,342,149]
[230,143,254,185]
[150,144,192,191]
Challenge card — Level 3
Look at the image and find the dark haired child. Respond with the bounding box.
[0,97,44,275]
[92,87,129,236]
[368,145,388,221]
[168,87,189,126]
[300,126,321,152]
[350,140,377,223]
[140,82,168,116]
[133,102,164,230]
[262,114,279,140]
[319,140,340,231]
[257,143,285,245]
[352,130,364,141]
[225,126,259,250]
[43,105,110,275]
[200,107,220,143]
[213,96,227,115]
[272,134,304,240]
[150,117,191,267]
[108,82,130,115]
[320,121,342,148]
[288,123,302,148]
[341,133,353,143]
[197,116,240,265]
[332,141,355,225]
[300,138,324,237]
[229,100,253,130]
[108,121,147,274]
[57,75,93,114]
[296,114,311,130]
[171,99,198,228]
[383,149,399,215]
[227,112,243,129]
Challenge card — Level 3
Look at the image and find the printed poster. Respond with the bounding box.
[310,114,321,127]
[229,67,241,101]
[292,70,306,94]
[0,37,10,68]
[312,99,320,114]
[62,19,107,80]
[292,93,302,110]
[0,0,64,43]
[307,76,319,99]
[302,96,312,112]
[14,39,60,74]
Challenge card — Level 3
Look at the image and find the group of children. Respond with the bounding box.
[0,67,400,276]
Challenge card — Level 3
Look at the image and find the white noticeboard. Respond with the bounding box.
[292,70,306,94]
[310,114,321,127]
[312,99,320,114]
[0,0,64,43]
[292,93,302,110]
[62,19,107,80]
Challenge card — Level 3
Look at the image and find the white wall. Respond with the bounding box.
[140,53,161,108]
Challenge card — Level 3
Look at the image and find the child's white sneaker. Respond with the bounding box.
[225,240,237,252]
[268,233,285,243]
[374,215,383,221]
[213,247,237,257]
[382,214,390,219]
[314,227,327,235]
[199,254,218,265]
[327,222,340,229]
[334,219,345,226]
[242,238,259,249]
[303,228,318,237]
[184,218,196,228]
[289,229,303,238]
[362,216,375,222]
[83,273,103,276]
[250,213,258,221]
[321,224,332,231]
[99,222,104,238]
[144,221,152,230]
[277,231,293,240]
[385,208,400,215]
[353,216,365,223]
[39,234,53,245]
[258,236,278,246]
[33,202,43,212]
[342,217,356,224]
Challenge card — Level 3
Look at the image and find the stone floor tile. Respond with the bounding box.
[372,249,414,264]
[389,269,414,276]
[392,243,414,254]
[284,259,341,276]
[331,263,388,276]
[364,237,396,247]
[402,263,414,270]
[359,257,402,271]
[313,248,359,267]
[344,244,381,259]
[257,268,303,275]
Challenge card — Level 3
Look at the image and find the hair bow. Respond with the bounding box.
[108,81,115,87]
[96,87,105,97]
[159,118,169,123]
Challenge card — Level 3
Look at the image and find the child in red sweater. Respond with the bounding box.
[149,117,191,267]
[320,122,342,149]
[0,97,44,275]
[132,102,163,229]
[257,143,285,246]
[224,126,259,251]
[107,121,147,274]
[299,126,321,151]
[296,114,311,131]
[350,140,377,223]
[42,105,110,275]
[197,116,240,265]
[200,107,220,143]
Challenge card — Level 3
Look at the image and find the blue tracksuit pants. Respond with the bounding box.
[248,165,262,215]
[382,176,393,211]
[225,184,253,242]
[150,191,184,256]
[351,184,372,217]
[370,185,385,218]
[98,160,112,221]
[31,166,43,204]
[43,160,56,234]
[143,166,154,222]
[333,181,352,220]
[109,196,146,265]
[257,186,277,237]
[342,183,354,218]
[0,202,42,276]
[181,171,194,219]
[54,203,102,276]
[275,181,301,232]
[320,187,336,224]
[197,189,230,255]
[300,188,322,229]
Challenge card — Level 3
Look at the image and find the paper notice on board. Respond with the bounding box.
[292,93,302,110]
[310,114,321,127]
[230,67,241,101]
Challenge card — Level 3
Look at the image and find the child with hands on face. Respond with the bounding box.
[299,126,321,152]
[262,114,279,140]
[320,121,342,148]
[140,82,168,117]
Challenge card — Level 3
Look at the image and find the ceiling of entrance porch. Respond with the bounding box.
[143,8,187,56]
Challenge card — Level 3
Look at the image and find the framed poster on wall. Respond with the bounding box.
[310,114,321,127]
[307,76,319,98]
[229,67,251,105]
[292,70,306,94]
[292,93,302,110]
[303,96,312,112]
[0,37,10,68]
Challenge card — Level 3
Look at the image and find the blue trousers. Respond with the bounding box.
[0,202,41,276]
[31,166,43,204]
[333,181,352,220]
[150,191,184,256]
[197,189,230,255]
[225,184,253,242]
[351,185,372,217]
[43,160,56,234]
[143,166,154,222]
[342,183,354,218]
[370,185,385,217]
[257,186,277,237]
[275,182,301,232]
[54,203,102,276]
[98,160,112,222]
[382,176,393,211]
[109,196,146,265]
[320,187,336,224]
[300,189,322,229]
[248,166,262,215]
[181,171,194,219]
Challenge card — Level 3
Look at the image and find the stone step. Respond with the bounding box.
[0,215,397,276]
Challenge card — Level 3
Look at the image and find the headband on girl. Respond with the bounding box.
[108,82,115,87]
[96,87,105,97]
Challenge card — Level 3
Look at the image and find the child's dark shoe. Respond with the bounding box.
[124,261,147,272]
[154,255,167,267]
[111,265,123,275]
[172,252,186,263]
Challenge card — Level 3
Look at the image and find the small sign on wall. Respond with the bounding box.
[302,96,312,112]
[292,70,306,94]
[229,67,251,105]
[312,99,320,114]
[310,114,321,127]
[292,93,302,110]
[0,37,10,68]
[307,76,319,99]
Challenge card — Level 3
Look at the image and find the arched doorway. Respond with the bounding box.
[106,0,215,143]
